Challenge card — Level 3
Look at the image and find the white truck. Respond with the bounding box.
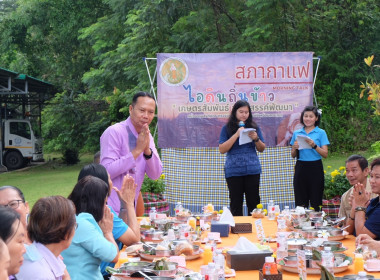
[1,119,43,170]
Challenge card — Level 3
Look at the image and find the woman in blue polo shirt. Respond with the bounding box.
[290,106,329,210]
[219,100,266,216]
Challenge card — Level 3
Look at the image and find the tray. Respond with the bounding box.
[138,250,202,261]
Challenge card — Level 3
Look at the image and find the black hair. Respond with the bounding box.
[132,91,155,106]
[78,163,109,186]
[346,155,369,171]
[300,106,321,126]
[370,157,380,171]
[226,100,257,135]
[68,176,109,222]
[0,206,21,243]
[93,151,100,163]
[0,186,26,202]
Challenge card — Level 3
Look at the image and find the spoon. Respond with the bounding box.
[139,271,154,280]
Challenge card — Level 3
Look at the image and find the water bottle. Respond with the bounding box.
[321,247,334,275]
[215,252,226,280]
[238,121,245,127]
[277,213,286,232]
[149,207,157,223]
[206,262,218,280]
[267,200,275,220]
[356,271,368,280]
[175,201,183,215]
[276,232,288,261]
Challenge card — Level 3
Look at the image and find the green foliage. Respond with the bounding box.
[0,0,379,153]
[141,174,165,194]
[324,167,351,199]
[62,149,79,165]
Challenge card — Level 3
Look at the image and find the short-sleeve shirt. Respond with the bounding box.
[61,213,117,280]
[100,206,128,275]
[365,197,380,240]
[17,242,66,280]
[290,126,330,161]
[219,125,265,178]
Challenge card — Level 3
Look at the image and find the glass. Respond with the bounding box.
[3,200,24,209]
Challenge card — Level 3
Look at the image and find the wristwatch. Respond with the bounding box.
[312,144,318,149]
[143,148,153,160]
[255,138,260,143]
[355,206,366,212]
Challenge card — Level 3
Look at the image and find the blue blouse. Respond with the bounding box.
[61,213,117,280]
[219,125,264,178]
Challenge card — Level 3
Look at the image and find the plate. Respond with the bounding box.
[328,235,346,241]
[201,237,222,244]
[139,251,202,261]
[280,265,349,275]
[364,264,380,272]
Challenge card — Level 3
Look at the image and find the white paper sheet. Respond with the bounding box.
[296,135,312,150]
[239,128,256,145]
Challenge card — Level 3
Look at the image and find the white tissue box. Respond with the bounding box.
[226,250,273,271]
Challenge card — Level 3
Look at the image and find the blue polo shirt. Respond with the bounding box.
[365,197,380,240]
[290,126,329,161]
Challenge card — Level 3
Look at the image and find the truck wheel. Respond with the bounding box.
[4,151,25,170]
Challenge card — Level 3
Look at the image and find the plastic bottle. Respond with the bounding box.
[207,237,217,255]
[203,246,213,265]
[175,202,183,215]
[262,256,278,275]
[167,229,176,241]
[277,213,287,232]
[321,247,334,275]
[205,262,217,280]
[215,250,226,280]
[354,253,364,274]
[282,206,291,218]
[149,207,157,223]
[276,232,288,260]
[356,271,368,280]
[267,200,275,220]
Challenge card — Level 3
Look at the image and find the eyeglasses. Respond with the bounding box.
[3,200,24,209]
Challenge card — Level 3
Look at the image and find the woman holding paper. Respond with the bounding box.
[219,100,265,216]
[290,106,329,210]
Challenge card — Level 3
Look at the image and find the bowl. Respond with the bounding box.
[152,262,178,277]
[119,261,152,274]
[141,229,164,241]
[287,238,308,250]
[308,211,323,219]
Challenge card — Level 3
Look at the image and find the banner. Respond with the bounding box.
[157,52,313,148]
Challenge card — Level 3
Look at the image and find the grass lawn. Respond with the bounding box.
[1,150,378,208]
[0,153,93,207]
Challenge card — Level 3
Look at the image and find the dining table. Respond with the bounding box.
[178,216,380,279]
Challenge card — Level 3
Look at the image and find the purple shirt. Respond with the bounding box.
[100,117,162,214]
[17,242,66,280]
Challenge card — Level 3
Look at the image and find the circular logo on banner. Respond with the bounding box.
[159,57,189,86]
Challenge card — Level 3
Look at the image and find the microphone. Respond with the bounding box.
[239,121,245,127]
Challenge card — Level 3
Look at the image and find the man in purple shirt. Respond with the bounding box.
[100,92,162,214]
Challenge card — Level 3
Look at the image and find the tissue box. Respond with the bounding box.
[226,250,272,271]
[231,223,252,233]
[210,221,229,237]
[259,269,283,280]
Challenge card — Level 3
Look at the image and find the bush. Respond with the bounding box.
[62,149,80,165]
[324,166,351,199]
[141,174,165,194]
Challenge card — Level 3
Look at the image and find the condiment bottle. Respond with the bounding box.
[262,256,278,275]
[354,253,364,274]
[203,245,213,265]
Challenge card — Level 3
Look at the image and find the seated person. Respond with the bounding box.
[17,196,77,280]
[0,207,26,278]
[0,186,30,241]
[338,155,376,224]
[0,238,10,279]
[62,176,119,280]
[77,163,139,277]
[346,158,380,239]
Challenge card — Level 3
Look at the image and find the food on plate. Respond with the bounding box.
[174,242,194,256]
[252,208,265,218]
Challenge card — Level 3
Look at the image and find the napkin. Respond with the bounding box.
[231,237,260,252]
[140,218,150,226]
[295,206,306,215]
[217,206,235,226]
